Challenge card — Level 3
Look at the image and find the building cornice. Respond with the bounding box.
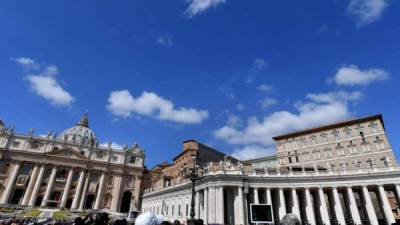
[273,114,383,140]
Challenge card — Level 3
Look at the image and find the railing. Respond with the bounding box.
[207,165,399,177]
[0,204,32,210]
[144,165,400,194]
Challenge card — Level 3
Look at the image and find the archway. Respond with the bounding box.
[120,191,132,213]
[10,189,23,205]
[85,194,95,209]
[66,198,73,209]
[35,196,43,207]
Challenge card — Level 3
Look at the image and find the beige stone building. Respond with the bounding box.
[273,114,396,171]
[0,114,145,214]
[145,140,236,192]
[142,114,400,225]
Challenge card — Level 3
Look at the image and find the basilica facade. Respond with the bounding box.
[0,114,145,214]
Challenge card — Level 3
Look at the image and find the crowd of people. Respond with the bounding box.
[0,213,128,225]
[0,211,301,225]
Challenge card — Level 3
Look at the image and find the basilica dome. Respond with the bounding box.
[59,113,98,146]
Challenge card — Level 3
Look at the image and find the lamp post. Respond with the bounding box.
[186,155,202,225]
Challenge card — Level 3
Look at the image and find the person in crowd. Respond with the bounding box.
[172,220,180,225]
[281,213,301,225]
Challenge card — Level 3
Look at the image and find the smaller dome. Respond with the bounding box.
[59,113,98,146]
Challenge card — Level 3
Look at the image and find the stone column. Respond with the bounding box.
[94,172,106,210]
[266,188,272,205]
[305,188,315,225]
[217,187,224,224]
[79,171,91,210]
[237,186,245,225]
[394,184,400,203]
[41,166,57,207]
[204,188,208,223]
[278,188,286,220]
[110,174,123,212]
[332,187,346,225]
[71,169,86,210]
[362,185,378,225]
[317,188,330,225]
[378,185,396,225]
[1,162,21,204]
[29,164,45,206]
[291,188,301,220]
[21,164,39,205]
[346,186,361,225]
[195,191,200,219]
[208,187,216,223]
[60,168,74,209]
[253,188,259,204]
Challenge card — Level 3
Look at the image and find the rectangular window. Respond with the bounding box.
[361,145,370,152]
[369,122,378,133]
[30,141,40,149]
[324,149,332,158]
[321,134,328,143]
[344,128,352,138]
[376,143,385,150]
[130,156,137,164]
[96,152,104,159]
[349,147,357,154]
[12,141,20,147]
[0,163,10,174]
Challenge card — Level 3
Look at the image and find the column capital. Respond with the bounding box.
[12,160,22,164]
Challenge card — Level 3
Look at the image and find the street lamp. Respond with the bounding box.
[186,154,202,225]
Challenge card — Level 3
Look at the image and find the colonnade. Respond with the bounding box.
[190,183,398,225]
[0,161,108,211]
[143,179,400,225]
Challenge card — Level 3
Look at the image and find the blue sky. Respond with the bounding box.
[0,0,399,167]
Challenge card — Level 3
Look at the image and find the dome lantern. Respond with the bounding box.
[59,113,98,147]
[78,112,89,127]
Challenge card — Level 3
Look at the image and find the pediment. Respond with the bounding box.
[46,147,88,160]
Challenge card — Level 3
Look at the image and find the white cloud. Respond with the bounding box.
[226,114,242,127]
[257,84,274,93]
[218,86,235,100]
[347,0,388,27]
[247,58,267,84]
[306,91,363,103]
[184,0,226,18]
[231,145,275,161]
[157,34,173,48]
[107,90,208,124]
[236,103,244,111]
[329,64,389,86]
[12,57,40,70]
[100,142,124,150]
[13,57,74,107]
[214,91,360,146]
[252,59,267,71]
[260,97,277,109]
